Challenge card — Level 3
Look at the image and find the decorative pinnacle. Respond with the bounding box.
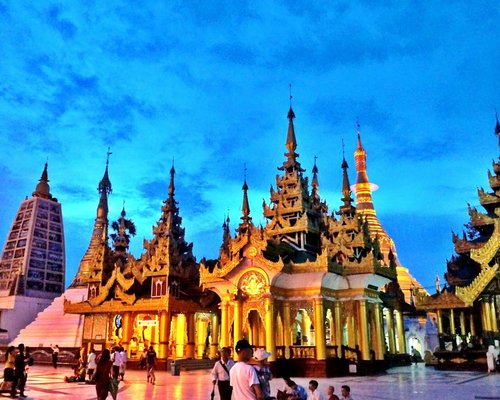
[98,148,112,195]
[168,159,175,198]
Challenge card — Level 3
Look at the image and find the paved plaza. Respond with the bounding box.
[3,364,499,400]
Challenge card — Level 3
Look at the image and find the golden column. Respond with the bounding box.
[358,301,370,360]
[449,309,456,335]
[483,300,492,332]
[436,310,443,334]
[220,301,229,348]
[334,302,342,348]
[210,314,219,359]
[264,296,277,362]
[185,313,196,359]
[121,312,132,355]
[395,309,406,354]
[459,311,466,336]
[374,303,385,359]
[158,311,169,359]
[313,298,326,360]
[196,317,207,359]
[385,308,396,354]
[233,298,242,360]
[469,312,476,337]
[282,301,291,359]
[491,298,498,332]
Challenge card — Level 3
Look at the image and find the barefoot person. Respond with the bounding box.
[146,346,157,384]
[94,349,112,400]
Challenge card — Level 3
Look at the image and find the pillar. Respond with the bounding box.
[220,302,229,348]
[121,312,132,355]
[437,310,443,334]
[459,311,466,336]
[386,308,396,354]
[175,314,185,358]
[358,301,370,360]
[264,296,276,361]
[374,303,385,359]
[282,301,291,359]
[483,300,492,332]
[469,312,476,337]
[185,313,196,359]
[334,302,342,348]
[491,298,498,332]
[233,299,242,360]
[210,314,219,359]
[395,310,406,354]
[158,311,169,359]
[313,298,326,360]
[449,309,456,336]
[196,317,208,359]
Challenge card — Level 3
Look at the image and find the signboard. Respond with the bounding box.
[137,319,158,327]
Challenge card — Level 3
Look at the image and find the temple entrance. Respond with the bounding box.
[131,313,159,357]
[244,309,265,347]
[409,336,422,353]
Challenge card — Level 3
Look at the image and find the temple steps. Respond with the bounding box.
[10,287,87,348]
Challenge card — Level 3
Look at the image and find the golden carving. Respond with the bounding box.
[455,264,499,304]
[239,271,266,297]
[470,220,500,265]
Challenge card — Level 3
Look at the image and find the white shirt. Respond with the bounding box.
[120,351,128,364]
[87,353,97,369]
[210,359,235,382]
[229,361,260,400]
[112,351,121,366]
[308,389,326,400]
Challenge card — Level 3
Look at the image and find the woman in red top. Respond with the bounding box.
[94,349,113,400]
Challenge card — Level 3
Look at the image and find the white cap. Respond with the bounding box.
[253,348,271,361]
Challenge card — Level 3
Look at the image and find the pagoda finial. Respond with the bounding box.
[33,161,52,199]
[168,159,176,199]
[356,120,363,150]
[98,148,112,195]
[240,165,251,226]
[286,85,297,156]
[121,200,126,217]
[312,156,319,198]
[495,112,500,146]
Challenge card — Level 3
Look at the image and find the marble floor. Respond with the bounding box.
[3,363,499,400]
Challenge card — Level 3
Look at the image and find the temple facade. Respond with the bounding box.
[64,157,215,361]
[199,107,409,375]
[414,117,500,365]
[0,164,65,344]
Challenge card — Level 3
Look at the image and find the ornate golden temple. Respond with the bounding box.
[62,106,417,375]
[414,116,500,368]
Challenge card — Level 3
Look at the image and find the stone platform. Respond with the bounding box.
[3,363,499,399]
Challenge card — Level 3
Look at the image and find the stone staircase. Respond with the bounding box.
[11,287,87,347]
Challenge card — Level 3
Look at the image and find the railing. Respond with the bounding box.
[341,345,360,362]
[289,346,316,359]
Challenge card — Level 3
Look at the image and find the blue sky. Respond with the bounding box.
[0,1,499,290]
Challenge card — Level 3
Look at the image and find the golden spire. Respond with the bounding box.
[168,160,175,200]
[311,156,319,200]
[240,164,251,226]
[98,147,112,195]
[32,162,52,199]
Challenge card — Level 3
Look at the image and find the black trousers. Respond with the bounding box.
[52,353,58,368]
[11,373,26,396]
[217,380,232,400]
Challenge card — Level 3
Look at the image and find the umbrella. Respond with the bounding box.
[210,382,216,400]
[109,378,119,400]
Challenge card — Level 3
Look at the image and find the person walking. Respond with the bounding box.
[146,346,157,384]
[253,348,273,400]
[326,385,339,400]
[340,385,353,400]
[11,344,26,398]
[50,344,59,369]
[111,346,121,380]
[229,339,263,400]
[94,349,112,400]
[210,347,234,400]
[119,347,127,381]
[87,348,97,382]
[307,380,325,400]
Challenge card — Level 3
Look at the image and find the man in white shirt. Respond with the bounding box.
[229,339,264,400]
[210,347,235,400]
[111,346,121,380]
[119,347,128,381]
[308,380,326,400]
[86,348,97,382]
